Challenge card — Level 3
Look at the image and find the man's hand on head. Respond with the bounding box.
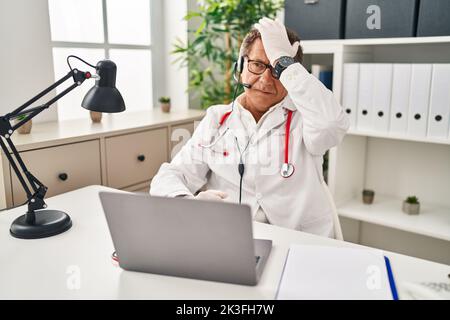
[254,17,300,67]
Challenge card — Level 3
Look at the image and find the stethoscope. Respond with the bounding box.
[198,106,295,179]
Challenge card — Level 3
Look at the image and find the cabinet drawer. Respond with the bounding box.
[170,121,195,159]
[11,140,101,205]
[105,128,168,188]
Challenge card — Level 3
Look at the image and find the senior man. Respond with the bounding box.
[150,18,349,238]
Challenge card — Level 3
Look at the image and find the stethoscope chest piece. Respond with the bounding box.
[281,162,295,178]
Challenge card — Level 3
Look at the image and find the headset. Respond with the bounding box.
[233,45,252,89]
[232,44,256,204]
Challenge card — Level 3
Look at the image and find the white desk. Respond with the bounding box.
[0,185,448,299]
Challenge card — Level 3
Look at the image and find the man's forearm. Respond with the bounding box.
[280,63,350,156]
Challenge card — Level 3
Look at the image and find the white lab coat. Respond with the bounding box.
[150,63,350,237]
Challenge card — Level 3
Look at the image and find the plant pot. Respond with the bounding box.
[402,201,420,215]
[16,119,32,134]
[362,189,375,205]
[161,103,171,113]
[90,111,102,123]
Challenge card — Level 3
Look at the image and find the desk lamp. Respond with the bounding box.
[0,56,125,239]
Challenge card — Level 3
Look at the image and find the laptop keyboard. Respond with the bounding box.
[255,255,261,265]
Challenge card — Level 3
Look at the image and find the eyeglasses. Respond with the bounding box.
[245,56,278,79]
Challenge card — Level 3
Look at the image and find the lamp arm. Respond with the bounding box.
[0,137,46,214]
[0,138,34,198]
[5,69,90,130]
[0,68,92,214]
[5,70,73,120]
[12,82,79,130]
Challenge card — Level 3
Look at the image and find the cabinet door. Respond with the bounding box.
[105,128,168,188]
[11,140,102,205]
[170,121,195,159]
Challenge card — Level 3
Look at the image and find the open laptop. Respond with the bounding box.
[99,191,272,286]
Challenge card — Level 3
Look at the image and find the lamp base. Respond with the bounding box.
[10,210,72,239]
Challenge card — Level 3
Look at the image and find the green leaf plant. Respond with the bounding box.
[405,196,419,204]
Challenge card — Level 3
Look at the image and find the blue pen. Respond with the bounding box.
[384,256,399,300]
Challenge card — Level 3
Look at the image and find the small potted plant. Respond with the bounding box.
[15,114,32,134]
[362,189,375,205]
[402,196,420,215]
[90,111,102,123]
[159,96,171,113]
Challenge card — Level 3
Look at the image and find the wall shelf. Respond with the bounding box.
[338,195,450,242]
[347,128,450,146]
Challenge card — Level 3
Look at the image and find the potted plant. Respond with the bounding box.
[90,111,102,123]
[402,196,420,215]
[362,189,375,205]
[14,114,32,134]
[159,96,171,113]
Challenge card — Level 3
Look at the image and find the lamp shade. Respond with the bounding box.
[81,60,125,113]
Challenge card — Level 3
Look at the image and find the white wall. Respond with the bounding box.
[163,0,189,111]
[0,0,58,123]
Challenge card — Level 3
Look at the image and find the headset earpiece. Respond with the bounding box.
[233,55,244,83]
[237,55,244,74]
[233,55,244,82]
[233,44,251,88]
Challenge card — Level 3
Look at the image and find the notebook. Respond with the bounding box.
[276,245,398,300]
